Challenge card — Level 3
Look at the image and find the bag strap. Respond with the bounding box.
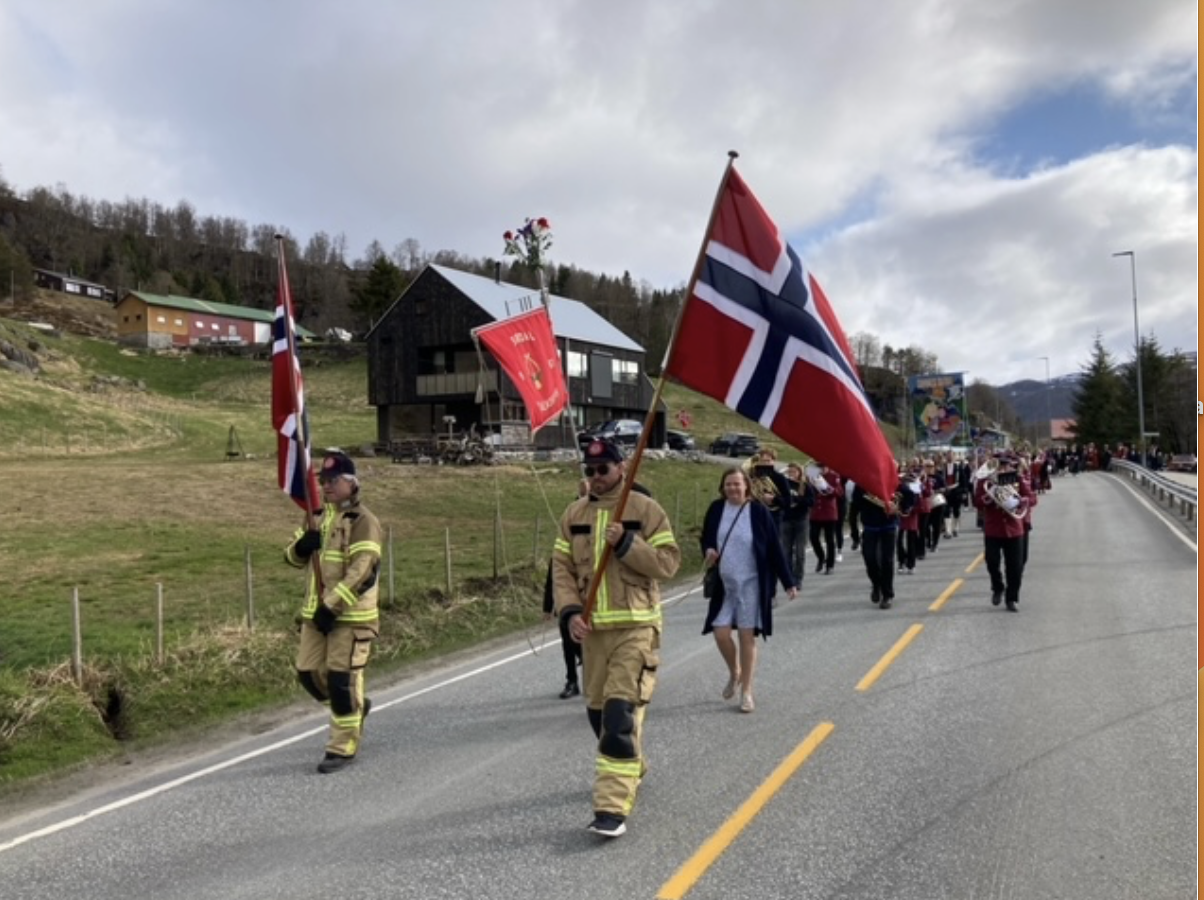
[715,501,748,562]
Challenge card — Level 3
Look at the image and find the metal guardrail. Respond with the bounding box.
[1108,459,1197,523]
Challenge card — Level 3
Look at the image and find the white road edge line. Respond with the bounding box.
[0,585,698,854]
[1110,476,1197,552]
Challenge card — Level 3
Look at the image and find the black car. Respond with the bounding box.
[577,418,643,451]
[665,429,696,452]
[709,432,760,457]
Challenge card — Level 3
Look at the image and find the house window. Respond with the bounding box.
[195,320,205,328]
[211,323,219,331]
[614,359,639,386]
[174,318,183,326]
[156,316,166,324]
[566,350,587,378]
[135,314,142,322]
[123,315,130,323]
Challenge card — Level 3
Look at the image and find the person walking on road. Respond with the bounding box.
[701,467,798,714]
[285,450,383,774]
[551,439,681,839]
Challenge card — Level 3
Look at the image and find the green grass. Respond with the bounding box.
[0,315,903,793]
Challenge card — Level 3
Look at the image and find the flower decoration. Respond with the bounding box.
[502,216,553,271]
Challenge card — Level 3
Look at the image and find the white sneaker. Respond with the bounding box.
[836,552,843,563]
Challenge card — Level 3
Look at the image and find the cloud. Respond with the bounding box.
[0,0,1195,384]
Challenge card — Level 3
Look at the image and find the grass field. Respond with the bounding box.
[0,305,907,791]
[2,313,836,791]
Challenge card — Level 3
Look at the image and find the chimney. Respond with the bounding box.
[494,261,501,284]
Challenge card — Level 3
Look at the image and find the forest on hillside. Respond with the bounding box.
[0,171,1193,451]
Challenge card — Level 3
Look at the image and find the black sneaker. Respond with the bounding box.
[587,813,627,838]
[317,753,355,774]
[879,597,892,609]
[871,588,881,604]
[559,681,580,699]
[991,591,1003,606]
[1005,598,1018,612]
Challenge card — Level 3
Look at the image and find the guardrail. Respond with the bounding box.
[1108,459,1197,523]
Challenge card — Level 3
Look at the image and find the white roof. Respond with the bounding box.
[431,265,643,353]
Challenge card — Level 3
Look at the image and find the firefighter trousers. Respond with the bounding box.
[582,626,660,817]
[296,622,375,757]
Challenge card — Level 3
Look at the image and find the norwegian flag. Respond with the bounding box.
[664,167,898,502]
[271,247,320,511]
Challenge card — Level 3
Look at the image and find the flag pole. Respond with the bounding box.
[275,236,325,598]
[579,150,740,626]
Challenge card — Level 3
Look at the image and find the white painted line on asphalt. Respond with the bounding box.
[1110,476,1197,552]
[1,587,708,855]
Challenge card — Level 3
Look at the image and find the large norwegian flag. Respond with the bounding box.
[271,248,320,511]
[664,167,898,502]
[474,306,568,435]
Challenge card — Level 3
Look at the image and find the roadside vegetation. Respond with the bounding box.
[1,315,862,796]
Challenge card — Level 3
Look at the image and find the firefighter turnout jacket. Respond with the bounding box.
[286,497,383,633]
[551,484,681,628]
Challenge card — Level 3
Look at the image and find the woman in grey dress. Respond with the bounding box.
[701,468,798,712]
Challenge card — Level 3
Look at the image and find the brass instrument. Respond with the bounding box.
[974,458,1028,520]
[804,463,832,494]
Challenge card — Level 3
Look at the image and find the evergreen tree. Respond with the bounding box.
[1070,333,1126,446]
[350,255,406,326]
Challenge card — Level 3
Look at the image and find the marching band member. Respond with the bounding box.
[852,480,901,609]
[973,451,1034,612]
[807,463,844,575]
[895,467,922,574]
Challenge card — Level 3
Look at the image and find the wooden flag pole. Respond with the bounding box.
[276,235,324,594]
[579,151,740,626]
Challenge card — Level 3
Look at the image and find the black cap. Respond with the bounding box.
[319,450,356,480]
[582,439,624,464]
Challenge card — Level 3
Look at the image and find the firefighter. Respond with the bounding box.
[285,450,383,773]
[552,438,681,838]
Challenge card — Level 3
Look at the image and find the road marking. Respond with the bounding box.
[928,578,964,612]
[965,552,983,573]
[856,624,924,692]
[0,646,546,855]
[656,722,835,900]
[1109,475,1198,552]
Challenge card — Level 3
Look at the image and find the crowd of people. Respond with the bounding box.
[282,438,1052,840]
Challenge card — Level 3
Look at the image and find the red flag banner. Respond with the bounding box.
[271,250,320,511]
[474,307,568,435]
[664,167,898,501]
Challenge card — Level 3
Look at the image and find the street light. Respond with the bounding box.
[1112,251,1145,465]
[1038,355,1051,442]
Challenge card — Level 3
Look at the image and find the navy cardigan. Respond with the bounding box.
[699,499,797,639]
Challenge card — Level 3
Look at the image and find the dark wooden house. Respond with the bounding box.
[366,264,665,449]
[33,268,114,302]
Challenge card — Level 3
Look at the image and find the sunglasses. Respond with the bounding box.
[583,464,613,477]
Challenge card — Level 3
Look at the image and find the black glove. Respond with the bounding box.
[294,529,322,558]
[312,604,338,634]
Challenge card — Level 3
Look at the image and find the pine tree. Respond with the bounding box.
[1070,333,1126,446]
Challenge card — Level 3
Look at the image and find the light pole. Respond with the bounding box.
[1112,251,1145,465]
[1038,355,1051,442]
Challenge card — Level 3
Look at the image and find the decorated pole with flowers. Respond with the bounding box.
[502,216,553,306]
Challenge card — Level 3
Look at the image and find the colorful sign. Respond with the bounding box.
[909,372,967,444]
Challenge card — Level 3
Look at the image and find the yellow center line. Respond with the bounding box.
[928,578,964,612]
[656,722,836,900]
[855,623,924,692]
[964,551,984,573]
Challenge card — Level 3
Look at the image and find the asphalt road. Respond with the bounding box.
[0,471,1195,900]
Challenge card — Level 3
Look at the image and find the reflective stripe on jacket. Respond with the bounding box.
[286,498,383,631]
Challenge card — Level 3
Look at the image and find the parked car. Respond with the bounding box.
[1166,453,1197,473]
[709,432,760,457]
[576,418,643,451]
[665,429,696,452]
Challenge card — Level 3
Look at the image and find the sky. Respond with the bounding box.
[0,0,1196,386]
